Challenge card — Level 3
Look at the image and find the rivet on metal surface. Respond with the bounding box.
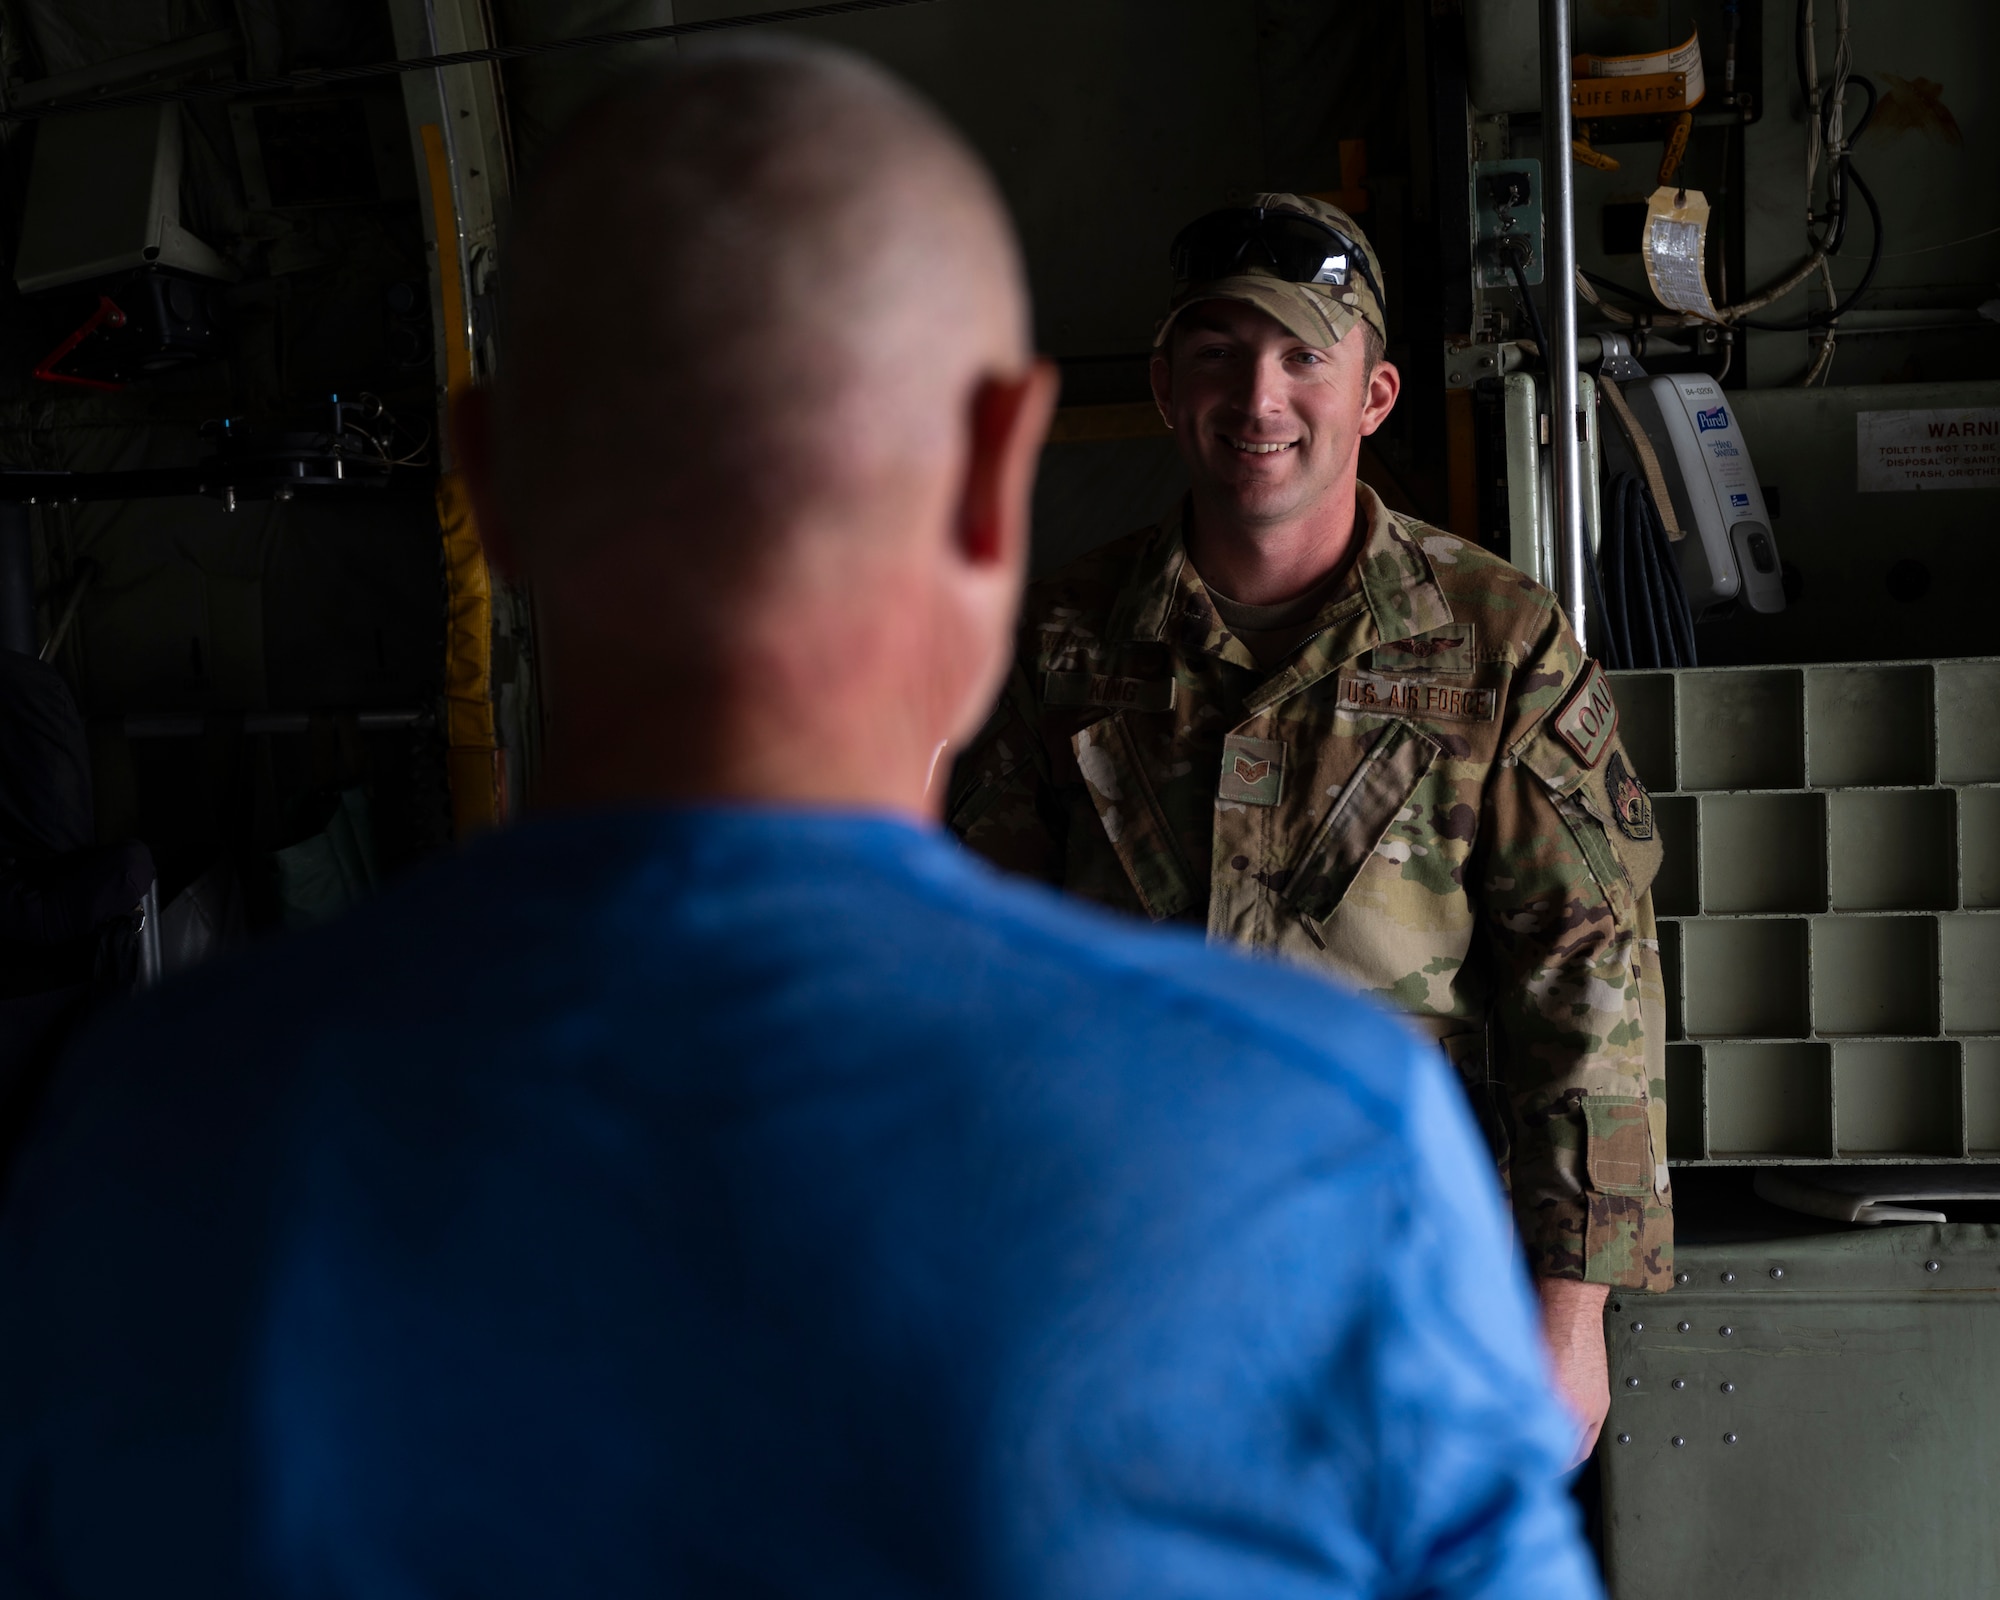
[1675,1271,1690,1285]
[1725,1433,1739,1445]
[1672,1378,1686,1390]
[1720,1326,1734,1337]
[1925,1260,1942,1273]
[1626,1377,1640,1388]
[1677,1320,1691,1332]
[1618,1432,1632,1444]
[1631,1321,1644,1332]
[1721,1381,1735,1394]
[1769,1267,1785,1280]
[1672,1436,1686,1448]
[1721,1271,1735,1283]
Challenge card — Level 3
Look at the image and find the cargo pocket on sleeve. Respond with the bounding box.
[1583,1093,1657,1197]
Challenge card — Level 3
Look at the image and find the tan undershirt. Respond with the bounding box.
[1204,566,1351,671]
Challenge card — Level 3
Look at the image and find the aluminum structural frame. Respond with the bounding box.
[1537,0,1588,648]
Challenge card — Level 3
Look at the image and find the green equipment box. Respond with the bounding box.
[1603,1221,2000,1597]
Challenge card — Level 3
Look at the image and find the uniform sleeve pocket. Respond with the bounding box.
[1584,1093,1656,1197]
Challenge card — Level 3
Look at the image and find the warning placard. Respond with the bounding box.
[1857,408,2000,492]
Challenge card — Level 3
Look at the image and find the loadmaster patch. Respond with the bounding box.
[1218,733,1284,806]
[1550,660,1619,767]
[1607,751,1654,841]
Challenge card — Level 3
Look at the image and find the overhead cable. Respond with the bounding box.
[0,0,938,122]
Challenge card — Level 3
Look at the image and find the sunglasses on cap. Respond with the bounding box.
[1168,207,1383,304]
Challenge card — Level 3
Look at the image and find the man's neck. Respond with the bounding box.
[1184,474,1364,606]
[530,645,946,825]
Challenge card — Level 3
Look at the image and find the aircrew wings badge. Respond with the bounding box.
[1550,660,1619,767]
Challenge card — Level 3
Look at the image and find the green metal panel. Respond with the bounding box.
[1603,1226,2000,1599]
[1612,660,2000,1167]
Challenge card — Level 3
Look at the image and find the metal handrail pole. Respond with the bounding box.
[1539,0,1588,647]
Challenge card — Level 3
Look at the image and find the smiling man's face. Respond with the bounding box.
[1150,298,1397,533]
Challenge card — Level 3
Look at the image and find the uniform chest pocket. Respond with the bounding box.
[1282,720,1441,924]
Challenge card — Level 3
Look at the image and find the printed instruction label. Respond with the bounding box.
[1642,186,1718,320]
[1856,408,2000,492]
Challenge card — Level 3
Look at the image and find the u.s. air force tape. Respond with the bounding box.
[1336,671,1497,723]
[1044,671,1175,712]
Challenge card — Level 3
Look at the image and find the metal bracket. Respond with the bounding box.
[1597,331,1648,380]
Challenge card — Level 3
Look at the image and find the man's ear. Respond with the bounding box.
[957,357,1060,570]
[1357,356,1401,439]
[1148,351,1173,428]
[450,386,523,580]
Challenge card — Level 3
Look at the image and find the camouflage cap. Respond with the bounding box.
[1155,192,1387,353]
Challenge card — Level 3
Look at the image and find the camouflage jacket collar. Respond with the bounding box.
[1101,484,1456,705]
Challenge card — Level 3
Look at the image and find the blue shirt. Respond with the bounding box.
[0,811,1598,1599]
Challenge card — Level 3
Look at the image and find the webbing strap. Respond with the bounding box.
[1595,374,1685,543]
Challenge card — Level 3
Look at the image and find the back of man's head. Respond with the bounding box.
[463,41,1055,813]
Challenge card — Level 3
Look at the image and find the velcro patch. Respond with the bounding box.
[1550,660,1619,767]
[1218,734,1284,806]
[1367,622,1475,674]
[1045,671,1176,713]
[1583,1095,1655,1197]
[1336,671,1498,723]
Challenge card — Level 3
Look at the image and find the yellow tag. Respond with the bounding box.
[1656,111,1694,186]
[1572,134,1621,171]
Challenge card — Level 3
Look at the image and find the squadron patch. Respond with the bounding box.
[1218,733,1285,806]
[1607,751,1654,841]
[1550,660,1619,767]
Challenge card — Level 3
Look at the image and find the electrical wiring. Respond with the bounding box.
[1581,270,1659,310]
[1596,473,1698,669]
[0,0,939,122]
[1872,223,2000,259]
[1505,247,1553,371]
[1575,0,1886,341]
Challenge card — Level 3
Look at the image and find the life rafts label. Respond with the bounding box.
[1574,29,1706,105]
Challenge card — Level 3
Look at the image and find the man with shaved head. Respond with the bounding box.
[0,44,1597,1600]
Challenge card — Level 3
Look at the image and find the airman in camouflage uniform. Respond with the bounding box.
[949,195,1672,1298]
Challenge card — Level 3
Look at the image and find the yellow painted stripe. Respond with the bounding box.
[419,123,474,397]
[420,122,501,833]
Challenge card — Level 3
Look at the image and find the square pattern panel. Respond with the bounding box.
[1611,661,2000,1167]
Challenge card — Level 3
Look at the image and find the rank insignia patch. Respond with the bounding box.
[1607,751,1654,841]
[1218,734,1285,806]
[1550,660,1619,767]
